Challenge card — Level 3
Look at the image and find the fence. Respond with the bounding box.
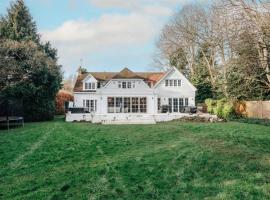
[235,101,270,119]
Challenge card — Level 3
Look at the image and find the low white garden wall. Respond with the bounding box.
[66,112,200,124]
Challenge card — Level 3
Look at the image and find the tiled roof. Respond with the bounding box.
[112,68,144,79]
[74,68,166,92]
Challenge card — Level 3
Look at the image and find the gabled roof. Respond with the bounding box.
[111,68,144,79]
[73,67,166,92]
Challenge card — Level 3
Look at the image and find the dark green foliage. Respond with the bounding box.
[0,0,39,42]
[169,48,188,73]
[80,68,88,74]
[1,120,270,199]
[192,64,214,104]
[0,0,62,121]
[192,44,215,103]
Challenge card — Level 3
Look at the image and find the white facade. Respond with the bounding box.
[67,67,197,124]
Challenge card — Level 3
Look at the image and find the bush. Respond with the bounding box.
[205,98,216,114]
[223,101,234,119]
[55,91,74,115]
[205,98,236,119]
[215,99,227,117]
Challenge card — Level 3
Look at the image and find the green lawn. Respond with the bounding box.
[0,118,270,200]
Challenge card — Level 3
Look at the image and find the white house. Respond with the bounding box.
[66,67,197,124]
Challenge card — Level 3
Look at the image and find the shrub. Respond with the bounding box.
[215,99,227,117]
[205,98,216,114]
[205,98,236,119]
[222,101,235,119]
[55,91,74,115]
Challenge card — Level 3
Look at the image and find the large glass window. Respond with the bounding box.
[179,98,184,107]
[132,98,139,113]
[185,98,189,106]
[168,98,172,113]
[90,100,94,112]
[167,98,189,113]
[157,98,161,112]
[83,99,97,112]
[108,97,115,113]
[116,97,122,113]
[107,97,147,113]
[173,98,179,112]
[140,97,147,113]
[124,97,131,113]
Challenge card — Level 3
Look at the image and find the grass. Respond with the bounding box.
[0,117,270,200]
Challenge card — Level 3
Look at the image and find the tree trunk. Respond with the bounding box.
[201,50,216,90]
[220,44,229,97]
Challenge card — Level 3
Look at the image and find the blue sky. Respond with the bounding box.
[0,0,196,76]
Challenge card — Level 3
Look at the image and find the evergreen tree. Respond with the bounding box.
[169,48,189,75]
[191,43,215,103]
[0,0,62,121]
[0,0,39,42]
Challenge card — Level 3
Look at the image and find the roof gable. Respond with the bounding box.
[82,74,97,82]
[154,67,197,91]
[112,68,144,79]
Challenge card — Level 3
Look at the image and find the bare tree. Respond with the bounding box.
[156,0,270,100]
[226,0,270,87]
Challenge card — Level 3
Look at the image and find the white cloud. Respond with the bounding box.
[88,0,187,11]
[42,12,158,53]
[41,0,191,74]
[42,11,163,73]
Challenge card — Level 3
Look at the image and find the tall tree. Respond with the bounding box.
[0,0,62,121]
[156,1,270,102]
[0,0,39,42]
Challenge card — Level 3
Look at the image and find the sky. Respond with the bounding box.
[0,0,199,76]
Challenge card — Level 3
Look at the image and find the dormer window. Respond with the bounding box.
[127,82,132,88]
[85,82,96,90]
[118,81,134,89]
[122,82,127,88]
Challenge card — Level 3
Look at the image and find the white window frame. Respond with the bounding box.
[107,97,147,113]
[122,82,127,89]
[165,79,182,87]
[165,80,169,87]
[84,82,96,90]
[83,99,97,112]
